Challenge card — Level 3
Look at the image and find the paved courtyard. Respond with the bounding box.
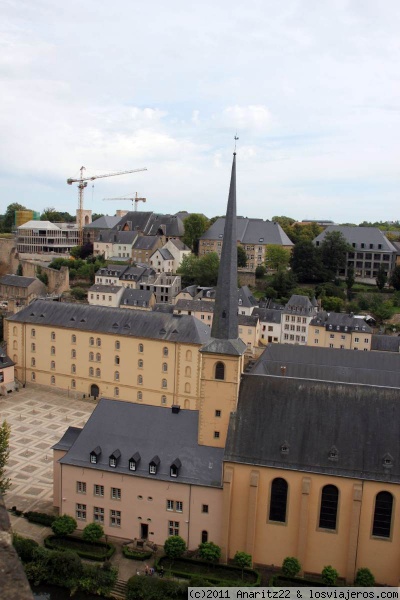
[0,384,97,514]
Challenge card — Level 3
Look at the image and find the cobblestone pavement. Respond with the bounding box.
[0,384,96,513]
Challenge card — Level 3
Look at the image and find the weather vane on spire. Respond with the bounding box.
[234,133,239,152]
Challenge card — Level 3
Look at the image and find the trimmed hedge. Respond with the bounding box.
[122,546,153,561]
[44,535,115,561]
[24,511,56,527]
[156,556,260,587]
[270,575,328,587]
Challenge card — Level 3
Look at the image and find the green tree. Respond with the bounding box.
[255,265,266,279]
[2,203,27,232]
[71,287,87,301]
[345,265,355,298]
[198,541,221,564]
[320,231,351,279]
[321,565,338,586]
[82,522,104,543]
[182,214,210,253]
[290,241,324,282]
[270,269,297,298]
[321,296,345,312]
[390,265,400,291]
[237,245,247,268]
[47,549,83,588]
[282,556,301,578]
[0,420,11,494]
[177,253,219,288]
[376,265,387,291]
[41,207,63,222]
[355,567,375,586]
[265,245,291,272]
[234,551,252,579]
[16,263,23,276]
[51,514,77,538]
[287,222,323,244]
[164,535,186,560]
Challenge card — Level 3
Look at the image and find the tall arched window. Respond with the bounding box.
[184,383,191,393]
[185,366,191,377]
[184,399,190,409]
[163,347,168,357]
[138,375,143,385]
[115,356,120,365]
[372,491,393,538]
[71,379,76,389]
[71,349,76,358]
[51,346,55,355]
[96,353,101,362]
[114,371,120,381]
[51,361,55,370]
[114,387,119,397]
[51,375,55,385]
[319,485,339,530]
[89,367,94,377]
[31,372,36,381]
[96,368,101,377]
[31,329,36,338]
[269,478,288,523]
[215,362,225,380]
[13,326,17,335]
[162,363,168,372]
[89,352,94,361]
[71,334,76,344]
[89,337,94,346]
[138,343,144,353]
[162,379,167,388]
[137,391,143,401]
[71,364,76,374]
[186,350,192,361]
[201,530,208,543]
[31,358,35,367]
[115,340,120,350]
[138,359,143,368]
[31,343,36,352]
[51,331,56,340]
[13,340,17,350]
[161,395,167,405]
[96,338,101,347]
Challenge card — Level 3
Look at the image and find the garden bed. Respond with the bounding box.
[157,556,260,586]
[44,535,115,561]
[122,546,153,560]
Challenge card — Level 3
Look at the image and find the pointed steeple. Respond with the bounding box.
[201,153,246,356]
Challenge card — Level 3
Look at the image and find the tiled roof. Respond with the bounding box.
[84,216,121,229]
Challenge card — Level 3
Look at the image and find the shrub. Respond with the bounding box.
[126,574,187,600]
[13,534,39,562]
[282,556,301,578]
[321,565,338,586]
[24,511,56,527]
[123,546,153,560]
[47,549,83,588]
[44,535,115,560]
[198,541,221,564]
[355,567,375,587]
[78,563,118,595]
[164,535,187,560]
[71,287,87,300]
[234,551,252,570]
[51,514,77,537]
[255,265,266,279]
[82,522,104,543]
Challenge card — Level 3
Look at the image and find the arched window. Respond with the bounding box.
[13,354,17,363]
[51,375,55,385]
[162,363,168,372]
[96,368,101,377]
[31,357,35,367]
[71,349,76,358]
[184,399,190,409]
[185,366,191,377]
[186,350,192,361]
[51,361,55,370]
[89,352,94,361]
[137,391,142,401]
[115,340,120,350]
[51,331,56,340]
[138,375,143,385]
[201,530,208,543]
[13,326,17,336]
[89,337,94,346]
[269,478,288,523]
[162,379,167,388]
[71,364,76,374]
[161,395,167,405]
[96,338,101,347]
[71,379,76,389]
[372,491,393,538]
[138,343,144,353]
[184,383,191,393]
[319,485,339,530]
[114,387,119,397]
[71,334,76,344]
[31,372,36,381]
[89,367,94,377]
[31,329,36,338]
[215,362,225,380]
[115,356,120,365]
[13,340,17,350]
[51,346,55,355]
[114,371,120,381]
[138,359,143,368]
[163,347,168,357]
[96,353,101,362]
[31,343,36,352]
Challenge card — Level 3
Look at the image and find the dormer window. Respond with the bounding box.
[280,442,289,456]
[383,453,394,469]
[109,449,121,468]
[90,446,101,464]
[328,446,339,461]
[170,458,181,478]
[129,452,141,471]
[149,456,160,475]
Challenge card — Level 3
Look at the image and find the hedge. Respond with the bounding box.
[24,511,57,527]
[270,574,328,587]
[122,546,153,561]
[44,535,115,561]
[156,556,260,587]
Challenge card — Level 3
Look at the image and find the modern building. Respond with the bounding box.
[16,221,79,255]
[308,312,372,350]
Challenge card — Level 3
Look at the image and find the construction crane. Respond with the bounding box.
[67,166,147,245]
[102,192,147,212]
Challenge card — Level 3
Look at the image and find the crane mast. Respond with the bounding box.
[67,166,147,245]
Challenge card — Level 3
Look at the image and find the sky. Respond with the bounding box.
[1,0,400,223]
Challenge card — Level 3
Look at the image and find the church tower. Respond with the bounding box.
[198,153,246,448]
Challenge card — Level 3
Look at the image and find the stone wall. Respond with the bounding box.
[21,262,70,295]
[237,270,256,287]
[0,238,18,274]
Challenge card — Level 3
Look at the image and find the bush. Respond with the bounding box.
[255,265,266,279]
[24,511,56,527]
[234,551,252,571]
[13,534,39,562]
[123,546,153,560]
[164,535,186,560]
[126,574,188,600]
[265,287,278,299]
[44,534,115,560]
[321,565,338,586]
[78,563,118,596]
[282,556,301,578]
[82,522,104,543]
[51,515,77,537]
[71,287,87,300]
[355,567,375,587]
[198,541,221,564]
[47,549,83,588]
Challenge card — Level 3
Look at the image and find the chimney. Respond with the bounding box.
[171,405,181,414]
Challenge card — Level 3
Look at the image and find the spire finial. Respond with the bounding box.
[234,133,239,153]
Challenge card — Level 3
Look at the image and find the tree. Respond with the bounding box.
[234,551,252,579]
[320,231,351,279]
[182,214,209,254]
[71,287,87,301]
[355,568,375,586]
[82,522,104,543]
[164,535,186,560]
[265,245,291,272]
[51,514,77,538]
[321,296,344,312]
[376,265,387,291]
[321,565,338,586]
[282,556,301,578]
[2,203,27,232]
[345,265,355,299]
[177,253,220,288]
[41,207,63,222]
[237,245,247,268]
[270,269,297,298]
[0,420,11,494]
[287,222,323,244]
[390,265,400,291]
[290,241,324,283]
[16,263,23,276]
[198,541,221,564]
[255,265,265,279]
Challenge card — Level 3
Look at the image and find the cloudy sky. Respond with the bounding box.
[1,0,400,223]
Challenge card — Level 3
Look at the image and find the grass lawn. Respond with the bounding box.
[159,557,258,584]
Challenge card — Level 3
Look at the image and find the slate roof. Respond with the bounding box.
[133,236,159,250]
[238,314,259,327]
[56,399,223,488]
[97,230,138,244]
[250,343,400,387]
[53,427,82,452]
[8,300,211,345]
[113,211,154,233]
[178,285,198,297]
[146,214,185,237]
[283,294,314,316]
[0,275,37,288]
[313,226,397,252]
[0,353,15,369]
[371,334,400,353]
[152,303,175,313]
[169,239,190,251]
[200,217,293,246]
[119,266,154,282]
[120,288,154,307]
[238,286,258,308]
[96,265,128,277]
[158,248,174,260]
[252,308,282,324]
[84,216,120,230]
[225,373,400,482]
[310,312,373,333]
[89,285,123,294]
[175,299,215,313]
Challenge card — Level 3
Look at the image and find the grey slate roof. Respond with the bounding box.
[283,294,314,316]
[158,248,174,260]
[8,300,211,345]
[152,303,175,313]
[313,226,397,252]
[146,214,185,238]
[238,314,259,327]
[175,299,215,313]
[97,230,137,244]
[96,265,128,277]
[252,308,282,324]
[251,343,400,387]
[310,312,373,333]
[371,334,400,353]
[169,239,190,251]
[0,353,15,369]
[120,288,154,307]
[57,399,223,488]
[200,217,293,246]
[53,427,82,451]
[119,266,154,282]
[84,216,120,230]
[133,236,159,251]
[113,211,154,233]
[225,373,400,483]
[89,285,122,294]
[0,275,37,288]
[238,286,258,308]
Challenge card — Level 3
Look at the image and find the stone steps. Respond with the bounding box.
[110,578,128,600]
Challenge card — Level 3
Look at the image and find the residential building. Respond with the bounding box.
[0,275,47,308]
[119,289,156,311]
[16,221,79,255]
[83,215,121,245]
[280,295,318,345]
[173,299,214,324]
[199,216,293,271]
[94,265,129,286]
[174,286,216,303]
[0,352,16,395]
[118,266,155,289]
[308,312,372,350]
[150,239,191,274]
[237,286,258,315]
[313,225,398,281]
[252,307,282,344]
[138,274,181,304]
[93,230,138,260]
[132,236,162,265]
[88,285,124,308]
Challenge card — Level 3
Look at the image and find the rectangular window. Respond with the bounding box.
[314,339,319,344]
[149,465,156,474]
[76,481,86,494]
[354,337,359,343]
[329,334,334,339]
[76,503,86,520]
[110,509,121,527]
[364,338,369,343]
[202,504,209,513]
[111,487,121,500]
[167,500,174,511]
[176,501,183,512]
[90,455,97,464]
[214,431,220,439]
[168,520,179,536]
[215,410,221,417]
[94,484,104,497]
[94,507,104,523]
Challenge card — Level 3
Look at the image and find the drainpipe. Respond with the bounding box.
[187,484,192,549]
